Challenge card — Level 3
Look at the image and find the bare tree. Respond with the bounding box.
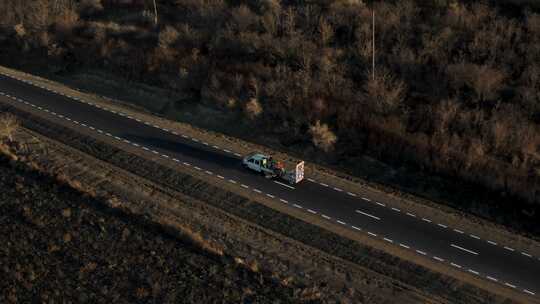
[0,113,19,143]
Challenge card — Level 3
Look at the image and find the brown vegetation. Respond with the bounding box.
[1,1,540,210]
[0,154,301,303]
[0,113,18,142]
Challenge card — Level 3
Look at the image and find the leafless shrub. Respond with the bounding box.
[364,70,406,115]
[309,120,337,152]
[78,0,103,17]
[0,113,19,143]
[54,9,79,39]
[319,18,333,46]
[244,98,262,120]
[231,5,257,32]
[159,25,179,47]
[14,24,26,38]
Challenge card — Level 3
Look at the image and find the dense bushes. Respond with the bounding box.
[1,0,540,205]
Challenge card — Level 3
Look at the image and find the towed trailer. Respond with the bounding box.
[242,152,304,185]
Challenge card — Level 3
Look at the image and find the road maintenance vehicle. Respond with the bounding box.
[242,152,304,184]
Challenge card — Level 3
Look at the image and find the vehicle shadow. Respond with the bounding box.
[122,133,261,177]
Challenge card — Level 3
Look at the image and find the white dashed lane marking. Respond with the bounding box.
[451,244,479,255]
[487,276,498,282]
[383,238,393,243]
[367,232,377,237]
[422,218,432,223]
[438,223,448,228]
[433,256,445,262]
[355,210,381,221]
[337,220,346,225]
[468,269,480,275]
[307,209,317,214]
[274,181,295,189]
[487,240,498,246]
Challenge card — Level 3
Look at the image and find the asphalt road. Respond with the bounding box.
[0,72,539,298]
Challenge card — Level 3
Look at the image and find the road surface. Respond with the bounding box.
[0,72,538,298]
